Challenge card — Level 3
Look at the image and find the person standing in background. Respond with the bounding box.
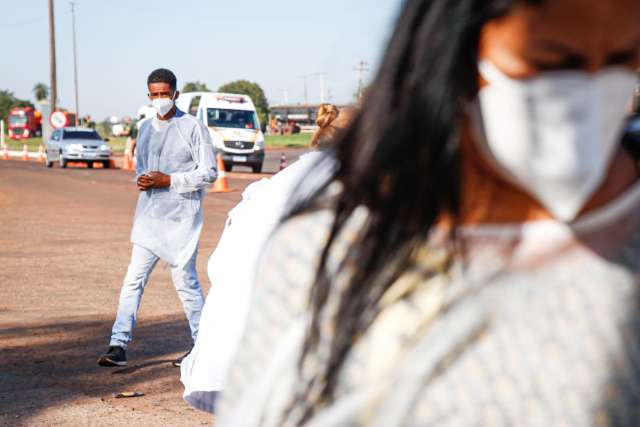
[180,104,356,414]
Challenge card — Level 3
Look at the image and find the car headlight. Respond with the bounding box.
[67,143,83,151]
[209,129,225,149]
[100,144,110,151]
[254,133,265,151]
[211,134,225,149]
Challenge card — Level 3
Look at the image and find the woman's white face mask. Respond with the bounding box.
[470,60,637,222]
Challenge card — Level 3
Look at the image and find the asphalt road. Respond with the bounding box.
[0,149,305,426]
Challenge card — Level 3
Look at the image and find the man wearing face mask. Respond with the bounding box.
[98,68,217,368]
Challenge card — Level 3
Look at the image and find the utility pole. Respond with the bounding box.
[278,89,289,105]
[300,72,328,105]
[70,1,79,125]
[48,0,58,112]
[317,73,328,103]
[354,60,370,101]
[300,75,310,105]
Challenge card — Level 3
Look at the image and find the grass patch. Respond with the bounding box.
[1,136,128,154]
[3,137,42,151]
[104,137,128,154]
[2,133,308,153]
[265,133,311,148]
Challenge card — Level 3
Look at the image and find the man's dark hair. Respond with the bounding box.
[147,68,177,91]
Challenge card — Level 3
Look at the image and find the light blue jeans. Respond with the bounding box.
[110,244,205,349]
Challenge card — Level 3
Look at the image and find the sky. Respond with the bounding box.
[1,0,403,120]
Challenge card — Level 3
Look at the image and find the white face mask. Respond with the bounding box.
[471,61,636,222]
[151,92,176,118]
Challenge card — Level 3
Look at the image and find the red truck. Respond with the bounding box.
[8,107,42,139]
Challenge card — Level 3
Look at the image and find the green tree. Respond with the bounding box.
[218,80,269,128]
[0,90,17,120]
[182,81,210,92]
[0,89,34,121]
[33,83,49,102]
[0,90,11,132]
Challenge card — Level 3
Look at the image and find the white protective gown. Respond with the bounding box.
[180,150,335,413]
[131,109,217,267]
[216,180,640,427]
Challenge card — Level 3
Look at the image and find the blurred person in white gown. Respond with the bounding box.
[180,105,356,413]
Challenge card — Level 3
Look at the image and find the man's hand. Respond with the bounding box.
[137,171,171,191]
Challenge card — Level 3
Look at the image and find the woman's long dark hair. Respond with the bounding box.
[285,0,537,423]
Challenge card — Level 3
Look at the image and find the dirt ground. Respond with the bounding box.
[0,151,303,426]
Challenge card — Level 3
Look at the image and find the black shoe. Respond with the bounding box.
[98,346,127,367]
[172,347,193,367]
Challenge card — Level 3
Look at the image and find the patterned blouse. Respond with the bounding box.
[217,181,640,427]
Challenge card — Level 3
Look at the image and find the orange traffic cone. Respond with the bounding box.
[210,153,234,193]
[38,145,45,163]
[21,144,29,161]
[279,153,287,171]
[1,144,8,160]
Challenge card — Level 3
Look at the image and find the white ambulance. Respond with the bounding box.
[176,92,265,173]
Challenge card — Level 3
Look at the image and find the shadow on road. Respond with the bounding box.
[0,315,193,422]
[112,359,176,375]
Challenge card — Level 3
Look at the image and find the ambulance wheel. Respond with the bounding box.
[102,161,110,169]
[224,163,233,172]
[87,161,94,169]
[252,164,263,173]
[44,156,53,168]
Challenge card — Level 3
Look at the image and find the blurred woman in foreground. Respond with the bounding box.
[218,0,640,425]
[180,104,354,414]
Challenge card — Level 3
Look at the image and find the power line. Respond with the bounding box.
[2,15,48,29]
[2,7,76,29]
